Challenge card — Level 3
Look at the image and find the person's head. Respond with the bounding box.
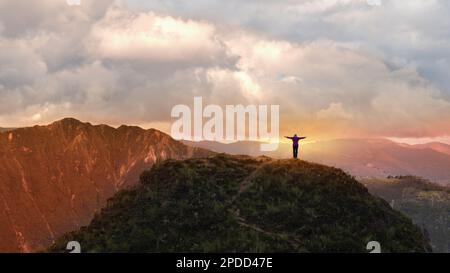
[294,134,297,137]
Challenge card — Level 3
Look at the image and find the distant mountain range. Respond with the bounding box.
[404,142,450,156]
[0,118,210,252]
[183,139,450,186]
[1,118,447,253]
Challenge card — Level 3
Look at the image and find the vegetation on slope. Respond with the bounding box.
[362,176,450,253]
[49,154,431,253]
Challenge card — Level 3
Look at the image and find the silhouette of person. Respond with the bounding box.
[285,134,306,159]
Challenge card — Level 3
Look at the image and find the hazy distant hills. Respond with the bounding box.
[49,154,431,253]
[0,118,210,252]
[0,128,15,133]
[183,139,450,186]
[408,142,450,156]
[362,176,450,253]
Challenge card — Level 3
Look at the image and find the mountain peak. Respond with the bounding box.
[51,117,87,127]
[0,118,212,252]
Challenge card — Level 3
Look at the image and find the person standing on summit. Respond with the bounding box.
[285,134,306,159]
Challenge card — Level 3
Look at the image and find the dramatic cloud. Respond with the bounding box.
[87,8,226,64]
[0,0,449,141]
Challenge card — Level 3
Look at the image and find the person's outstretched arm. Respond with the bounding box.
[285,136,293,139]
[299,137,307,140]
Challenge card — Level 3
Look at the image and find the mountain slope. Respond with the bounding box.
[49,154,431,253]
[0,118,210,252]
[303,139,450,185]
[361,176,450,253]
[409,142,450,156]
[184,139,450,185]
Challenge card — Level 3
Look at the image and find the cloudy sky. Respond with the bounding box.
[0,0,450,142]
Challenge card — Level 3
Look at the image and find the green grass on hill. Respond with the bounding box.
[49,154,432,253]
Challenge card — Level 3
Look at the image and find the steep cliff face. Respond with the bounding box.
[0,118,210,252]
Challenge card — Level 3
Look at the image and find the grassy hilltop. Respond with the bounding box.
[49,154,431,253]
